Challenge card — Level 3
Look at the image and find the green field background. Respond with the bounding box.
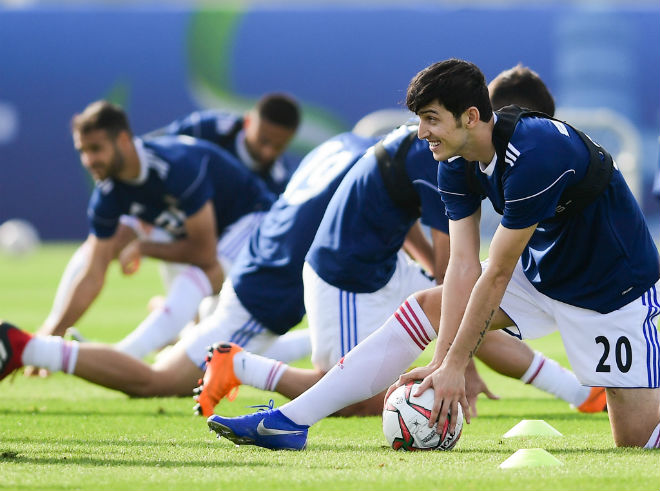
[0,244,658,491]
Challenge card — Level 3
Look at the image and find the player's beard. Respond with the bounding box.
[106,143,127,179]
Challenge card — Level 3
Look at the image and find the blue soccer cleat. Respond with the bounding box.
[207,400,309,451]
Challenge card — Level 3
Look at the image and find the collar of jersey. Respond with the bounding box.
[125,137,150,186]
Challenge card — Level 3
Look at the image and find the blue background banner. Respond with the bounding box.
[1,4,658,239]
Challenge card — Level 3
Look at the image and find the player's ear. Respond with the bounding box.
[464,107,481,128]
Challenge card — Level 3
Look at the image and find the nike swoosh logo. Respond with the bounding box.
[256,419,305,436]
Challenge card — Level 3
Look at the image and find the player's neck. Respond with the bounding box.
[464,118,496,164]
[117,142,141,181]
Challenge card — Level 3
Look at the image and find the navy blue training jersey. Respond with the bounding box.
[438,114,659,313]
[230,133,378,334]
[87,136,275,239]
[306,125,449,293]
[164,110,299,195]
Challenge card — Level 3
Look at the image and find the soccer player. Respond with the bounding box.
[161,92,301,195]
[0,129,377,399]
[37,94,302,362]
[34,100,275,354]
[203,59,659,450]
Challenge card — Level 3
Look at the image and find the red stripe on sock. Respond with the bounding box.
[61,341,72,374]
[526,357,545,384]
[265,361,283,391]
[184,269,210,296]
[394,312,424,350]
[653,430,660,448]
[403,300,432,344]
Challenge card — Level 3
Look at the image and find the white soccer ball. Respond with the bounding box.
[383,380,463,451]
[0,218,41,256]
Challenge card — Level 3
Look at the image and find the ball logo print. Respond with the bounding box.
[382,380,463,451]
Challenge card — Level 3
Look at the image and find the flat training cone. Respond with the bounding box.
[503,419,563,438]
[499,448,562,469]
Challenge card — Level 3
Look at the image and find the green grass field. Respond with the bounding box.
[1,244,658,491]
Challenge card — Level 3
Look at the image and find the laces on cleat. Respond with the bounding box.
[247,399,275,412]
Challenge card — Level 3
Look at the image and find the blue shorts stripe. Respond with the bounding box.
[339,290,345,357]
[351,292,357,351]
[642,286,660,387]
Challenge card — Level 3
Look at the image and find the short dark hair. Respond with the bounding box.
[489,64,555,116]
[406,59,492,123]
[71,100,132,138]
[256,93,301,130]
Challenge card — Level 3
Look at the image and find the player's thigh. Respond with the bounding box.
[304,255,435,372]
[552,282,660,388]
[178,279,279,368]
[494,260,557,339]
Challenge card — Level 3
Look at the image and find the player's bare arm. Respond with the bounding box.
[122,201,224,292]
[38,234,117,337]
[428,222,536,430]
[388,211,481,400]
[402,220,434,274]
[430,227,450,285]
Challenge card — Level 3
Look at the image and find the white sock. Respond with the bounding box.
[645,422,660,449]
[21,337,79,374]
[233,351,287,392]
[280,296,436,426]
[43,244,90,327]
[262,329,311,363]
[115,266,212,358]
[520,351,591,406]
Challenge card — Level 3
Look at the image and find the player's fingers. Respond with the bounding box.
[460,394,471,425]
[483,388,500,400]
[435,398,450,433]
[467,394,478,418]
[413,375,432,397]
[38,368,50,378]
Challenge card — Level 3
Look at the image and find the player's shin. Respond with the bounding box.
[280,296,436,427]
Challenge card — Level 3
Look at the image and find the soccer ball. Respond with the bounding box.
[0,218,40,256]
[383,380,463,451]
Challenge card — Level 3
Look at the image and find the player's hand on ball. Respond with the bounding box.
[119,240,141,275]
[385,364,438,402]
[415,364,471,434]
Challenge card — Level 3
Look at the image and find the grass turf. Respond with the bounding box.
[0,243,658,491]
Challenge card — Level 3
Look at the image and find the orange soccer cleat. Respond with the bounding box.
[576,386,607,413]
[193,342,243,417]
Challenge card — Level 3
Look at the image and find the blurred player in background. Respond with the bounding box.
[30,100,274,361]
[201,65,606,427]
[160,92,301,195]
[37,94,302,364]
[205,59,659,451]
[0,128,377,398]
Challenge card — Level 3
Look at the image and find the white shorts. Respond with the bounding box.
[180,279,279,368]
[304,251,435,372]
[495,260,660,388]
[216,211,265,272]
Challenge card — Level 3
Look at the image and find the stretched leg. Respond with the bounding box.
[11,323,202,397]
[115,266,213,359]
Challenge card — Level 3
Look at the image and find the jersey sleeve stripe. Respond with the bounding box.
[504,169,576,204]
[180,155,209,200]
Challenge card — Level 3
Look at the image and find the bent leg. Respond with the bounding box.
[607,387,660,447]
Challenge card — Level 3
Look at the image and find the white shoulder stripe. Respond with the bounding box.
[181,155,209,200]
[507,143,520,156]
[504,169,576,204]
[437,187,468,196]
